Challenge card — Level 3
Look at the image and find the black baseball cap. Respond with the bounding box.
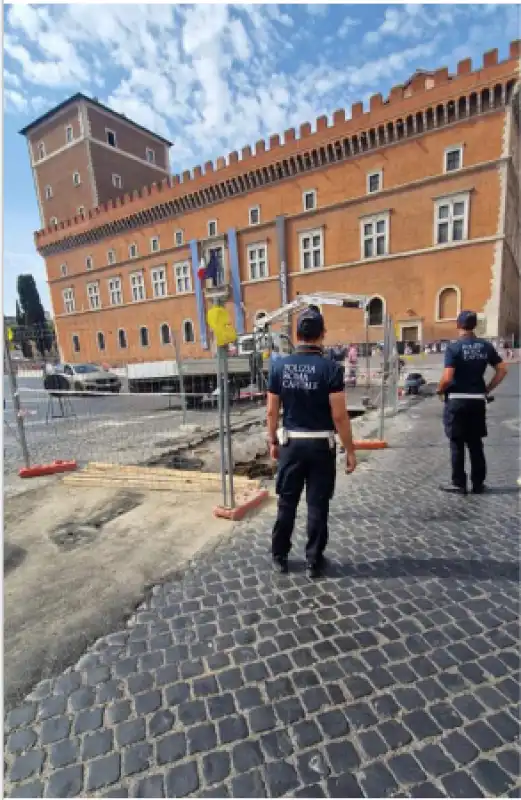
[296,307,325,340]
[457,310,477,330]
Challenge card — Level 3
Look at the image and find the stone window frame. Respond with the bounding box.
[435,285,461,322]
[360,211,390,260]
[298,227,324,271]
[247,242,269,281]
[434,192,470,245]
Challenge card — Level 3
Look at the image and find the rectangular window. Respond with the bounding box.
[150,236,160,253]
[60,263,67,277]
[112,173,122,189]
[208,220,217,238]
[118,329,127,349]
[85,256,93,271]
[72,334,80,353]
[361,214,389,259]
[145,147,156,164]
[45,185,53,199]
[435,194,469,244]
[174,262,192,294]
[108,277,122,306]
[87,281,101,310]
[367,171,383,193]
[50,217,58,227]
[73,172,81,186]
[444,146,463,173]
[247,244,268,280]
[175,230,184,247]
[299,229,324,270]
[63,288,75,314]
[151,266,167,297]
[130,271,145,302]
[106,129,117,147]
[97,331,105,351]
[65,125,73,144]
[107,249,116,265]
[303,190,317,211]
[77,206,85,216]
[249,206,260,225]
[129,243,138,259]
[206,245,225,285]
[37,141,46,160]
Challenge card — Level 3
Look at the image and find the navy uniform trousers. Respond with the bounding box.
[443,398,487,489]
[272,439,336,565]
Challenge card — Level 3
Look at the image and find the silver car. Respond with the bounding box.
[52,363,121,394]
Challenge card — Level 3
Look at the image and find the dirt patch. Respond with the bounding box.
[4,481,233,711]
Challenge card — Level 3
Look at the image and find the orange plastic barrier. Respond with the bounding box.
[214,489,270,521]
[19,460,78,478]
[354,440,388,450]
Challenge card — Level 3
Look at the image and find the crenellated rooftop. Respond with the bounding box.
[35,41,520,255]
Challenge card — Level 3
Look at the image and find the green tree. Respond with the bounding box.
[16,275,49,356]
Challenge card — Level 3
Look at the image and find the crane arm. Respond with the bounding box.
[253,292,369,331]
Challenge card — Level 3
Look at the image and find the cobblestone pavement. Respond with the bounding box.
[4,368,520,798]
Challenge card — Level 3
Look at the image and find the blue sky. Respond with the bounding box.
[3,2,519,316]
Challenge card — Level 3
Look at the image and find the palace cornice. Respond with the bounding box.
[37,62,519,259]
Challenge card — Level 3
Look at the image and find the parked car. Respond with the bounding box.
[404,372,426,395]
[48,363,121,393]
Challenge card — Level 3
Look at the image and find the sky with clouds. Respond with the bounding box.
[3,2,519,315]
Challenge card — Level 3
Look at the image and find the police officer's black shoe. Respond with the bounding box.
[273,557,289,574]
[306,561,323,580]
[439,484,467,495]
[472,484,487,494]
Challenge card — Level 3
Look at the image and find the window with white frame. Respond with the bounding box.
[108,277,122,306]
[37,141,46,160]
[139,326,149,347]
[129,243,138,259]
[78,206,85,216]
[299,229,324,270]
[73,171,81,186]
[130,271,145,301]
[174,229,184,247]
[87,281,101,310]
[249,206,260,225]
[44,185,53,199]
[174,262,192,294]
[150,236,160,253]
[303,190,317,212]
[106,129,117,147]
[183,319,195,343]
[435,194,469,244]
[444,146,463,173]
[247,244,268,280]
[63,288,75,314]
[65,125,73,144]
[151,266,168,297]
[361,213,389,259]
[112,173,122,189]
[85,256,93,271]
[208,220,217,238]
[97,331,105,351]
[160,323,171,345]
[50,217,58,227]
[145,147,156,164]
[72,334,80,353]
[367,171,383,194]
[60,263,68,277]
[118,329,127,349]
[107,249,116,265]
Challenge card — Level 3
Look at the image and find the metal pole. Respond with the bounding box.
[378,357,386,441]
[364,310,370,393]
[217,346,228,508]
[222,345,235,509]
[172,330,187,425]
[4,329,30,468]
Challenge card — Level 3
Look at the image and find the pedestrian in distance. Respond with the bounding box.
[436,310,507,495]
[266,306,357,579]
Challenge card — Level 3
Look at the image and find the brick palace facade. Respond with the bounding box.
[22,42,520,364]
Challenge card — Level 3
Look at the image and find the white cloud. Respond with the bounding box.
[307,5,328,17]
[338,16,360,39]
[4,89,28,113]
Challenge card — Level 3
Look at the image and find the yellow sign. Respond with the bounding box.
[207,306,237,347]
[7,327,14,342]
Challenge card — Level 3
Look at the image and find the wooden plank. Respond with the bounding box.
[62,475,229,492]
[85,462,257,487]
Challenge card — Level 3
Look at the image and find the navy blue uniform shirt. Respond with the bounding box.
[444,336,502,394]
[267,347,344,432]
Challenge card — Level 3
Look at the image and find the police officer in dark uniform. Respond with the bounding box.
[436,310,507,494]
[266,307,357,578]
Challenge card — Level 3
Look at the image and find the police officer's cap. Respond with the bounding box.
[297,307,325,340]
[456,310,477,330]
